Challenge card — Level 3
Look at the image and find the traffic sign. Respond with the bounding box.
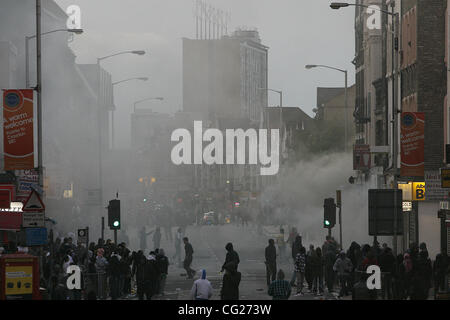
[22,211,45,228]
[25,227,47,246]
[77,228,88,243]
[22,189,45,212]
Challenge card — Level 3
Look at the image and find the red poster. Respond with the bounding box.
[400,112,425,177]
[2,89,35,170]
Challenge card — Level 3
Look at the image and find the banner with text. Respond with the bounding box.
[400,112,424,177]
[2,89,36,170]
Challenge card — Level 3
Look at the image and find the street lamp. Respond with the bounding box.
[26,28,84,88]
[112,77,149,86]
[305,64,348,152]
[28,13,84,202]
[97,50,146,64]
[133,97,164,113]
[330,2,393,15]
[110,77,149,149]
[331,1,401,255]
[258,88,283,130]
[95,49,146,217]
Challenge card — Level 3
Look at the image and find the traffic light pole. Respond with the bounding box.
[114,229,117,245]
[338,205,343,250]
[101,217,104,241]
[336,190,343,250]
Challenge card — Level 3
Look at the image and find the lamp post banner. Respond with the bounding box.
[400,112,425,177]
[2,89,36,170]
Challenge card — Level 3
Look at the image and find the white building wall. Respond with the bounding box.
[418,201,441,259]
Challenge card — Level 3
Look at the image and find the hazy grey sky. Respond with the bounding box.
[55,0,355,148]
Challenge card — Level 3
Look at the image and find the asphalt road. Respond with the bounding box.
[144,224,341,300]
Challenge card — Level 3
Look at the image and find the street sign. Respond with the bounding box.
[412,182,426,201]
[441,168,450,188]
[25,227,47,246]
[368,189,403,236]
[22,189,45,212]
[77,228,88,243]
[402,201,412,212]
[22,211,45,228]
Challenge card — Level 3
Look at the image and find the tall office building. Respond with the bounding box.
[182,28,269,124]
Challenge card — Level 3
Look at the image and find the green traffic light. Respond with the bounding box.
[324,220,331,226]
[113,221,120,227]
[143,198,147,202]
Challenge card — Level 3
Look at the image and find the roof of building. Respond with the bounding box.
[263,107,316,130]
[317,87,346,108]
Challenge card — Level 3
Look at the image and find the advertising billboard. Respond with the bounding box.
[400,112,425,177]
[2,90,36,170]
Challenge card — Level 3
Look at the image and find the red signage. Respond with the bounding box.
[401,112,425,177]
[2,89,35,171]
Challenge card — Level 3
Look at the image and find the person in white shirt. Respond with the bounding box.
[190,269,213,300]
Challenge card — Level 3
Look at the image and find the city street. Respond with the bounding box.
[140,224,341,301]
[0,0,449,304]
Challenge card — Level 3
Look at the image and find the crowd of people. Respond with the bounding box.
[1,221,448,301]
[265,227,450,300]
[33,235,170,300]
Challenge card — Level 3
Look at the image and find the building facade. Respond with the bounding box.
[353,0,448,258]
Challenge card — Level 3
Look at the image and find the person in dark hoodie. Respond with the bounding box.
[144,251,160,300]
[131,251,147,300]
[393,253,406,300]
[378,246,395,300]
[221,243,240,272]
[221,262,241,300]
[156,248,169,296]
[265,239,277,286]
[411,249,432,300]
[183,237,195,279]
[108,251,122,300]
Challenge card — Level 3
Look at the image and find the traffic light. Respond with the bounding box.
[323,198,336,229]
[108,199,120,230]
